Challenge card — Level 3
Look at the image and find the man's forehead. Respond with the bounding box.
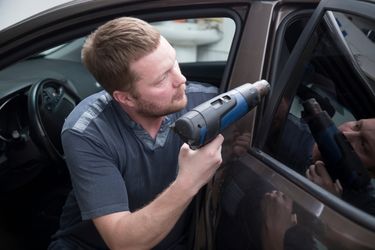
[362,118,375,131]
[130,37,174,82]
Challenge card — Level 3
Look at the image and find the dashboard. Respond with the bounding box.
[0,86,42,190]
[0,56,101,191]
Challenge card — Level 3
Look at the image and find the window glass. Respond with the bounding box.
[40,17,236,64]
[265,11,375,216]
[23,17,235,94]
[334,12,375,92]
[153,18,235,63]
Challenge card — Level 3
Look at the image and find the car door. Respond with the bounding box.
[0,1,247,249]
[216,0,375,249]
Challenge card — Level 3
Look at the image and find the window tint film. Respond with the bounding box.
[218,9,375,250]
[265,10,375,216]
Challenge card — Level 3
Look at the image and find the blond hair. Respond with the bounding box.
[82,17,160,95]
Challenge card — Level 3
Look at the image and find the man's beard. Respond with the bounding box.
[135,94,187,118]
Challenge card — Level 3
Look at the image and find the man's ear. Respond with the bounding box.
[113,90,136,107]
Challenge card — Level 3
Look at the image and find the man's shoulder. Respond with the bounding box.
[184,81,218,111]
[62,90,113,134]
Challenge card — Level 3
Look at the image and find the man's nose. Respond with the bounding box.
[339,123,353,133]
[173,71,186,88]
[342,130,359,143]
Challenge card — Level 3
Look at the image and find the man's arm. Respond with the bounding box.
[93,134,224,250]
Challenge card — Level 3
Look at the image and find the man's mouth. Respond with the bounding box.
[173,86,186,101]
[173,92,185,101]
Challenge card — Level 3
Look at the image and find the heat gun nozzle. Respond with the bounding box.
[253,80,271,97]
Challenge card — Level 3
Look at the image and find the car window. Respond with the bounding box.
[42,17,235,64]
[153,18,235,63]
[217,6,375,250]
[1,16,236,99]
[30,17,235,90]
[335,12,375,91]
[265,10,375,216]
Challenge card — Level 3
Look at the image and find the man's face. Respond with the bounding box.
[312,118,375,176]
[129,36,187,117]
[338,119,375,174]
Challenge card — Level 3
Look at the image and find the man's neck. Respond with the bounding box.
[133,115,164,139]
[121,106,164,139]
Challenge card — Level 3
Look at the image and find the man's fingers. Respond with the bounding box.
[236,133,251,142]
[291,213,298,225]
[336,179,343,190]
[179,143,191,156]
[315,161,334,182]
[306,164,317,179]
[334,180,343,195]
[204,134,224,151]
[306,168,311,179]
[314,161,327,175]
[214,134,224,146]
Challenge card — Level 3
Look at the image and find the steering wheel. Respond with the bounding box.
[28,78,81,166]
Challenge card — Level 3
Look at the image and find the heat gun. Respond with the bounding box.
[302,98,370,190]
[172,80,270,149]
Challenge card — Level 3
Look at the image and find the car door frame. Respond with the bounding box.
[218,0,375,248]
[256,0,375,149]
[246,0,375,239]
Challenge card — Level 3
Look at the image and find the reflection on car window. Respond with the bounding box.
[266,11,375,216]
[152,18,235,63]
[332,12,375,92]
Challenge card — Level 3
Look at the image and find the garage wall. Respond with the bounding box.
[0,0,72,30]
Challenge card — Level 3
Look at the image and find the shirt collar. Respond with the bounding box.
[114,101,174,150]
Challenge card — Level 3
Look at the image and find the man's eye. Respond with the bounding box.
[156,74,167,85]
[353,122,361,131]
[161,74,168,81]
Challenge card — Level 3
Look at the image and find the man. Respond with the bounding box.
[306,118,375,214]
[258,119,375,250]
[49,17,223,249]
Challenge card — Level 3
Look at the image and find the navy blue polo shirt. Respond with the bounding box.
[50,81,218,249]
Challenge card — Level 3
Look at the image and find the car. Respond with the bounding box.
[0,0,374,249]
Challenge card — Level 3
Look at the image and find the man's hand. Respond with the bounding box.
[176,134,224,196]
[231,131,251,157]
[261,190,297,250]
[306,161,343,197]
